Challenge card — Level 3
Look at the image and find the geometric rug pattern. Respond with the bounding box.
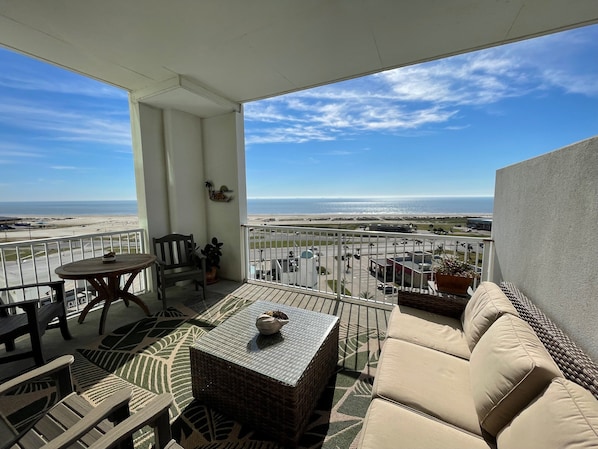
[4,295,385,449]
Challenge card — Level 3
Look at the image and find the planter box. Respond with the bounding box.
[435,273,473,296]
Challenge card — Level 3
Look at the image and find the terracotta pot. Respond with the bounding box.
[435,273,473,296]
[206,266,219,284]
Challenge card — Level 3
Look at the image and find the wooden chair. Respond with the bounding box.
[0,281,72,367]
[0,355,175,449]
[152,233,207,310]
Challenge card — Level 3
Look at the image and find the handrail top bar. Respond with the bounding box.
[242,223,486,243]
[0,228,145,248]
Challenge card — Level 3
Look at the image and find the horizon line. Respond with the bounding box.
[247,194,495,200]
[1,194,495,203]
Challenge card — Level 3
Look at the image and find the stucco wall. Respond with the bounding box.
[130,103,207,241]
[203,111,246,282]
[162,109,206,239]
[129,101,170,240]
[493,136,598,360]
[131,98,245,283]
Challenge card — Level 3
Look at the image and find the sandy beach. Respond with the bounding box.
[0,212,491,243]
[0,215,141,242]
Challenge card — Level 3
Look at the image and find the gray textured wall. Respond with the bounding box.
[493,137,598,360]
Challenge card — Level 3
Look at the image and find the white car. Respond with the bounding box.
[377,283,397,294]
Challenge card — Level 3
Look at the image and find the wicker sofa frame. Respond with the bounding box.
[398,282,598,400]
[499,281,598,399]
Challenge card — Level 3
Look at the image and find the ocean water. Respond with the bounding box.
[0,196,494,217]
[0,200,138,216]
[247,196,494,216]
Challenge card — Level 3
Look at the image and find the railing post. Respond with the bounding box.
[482,238,494,282]
[240,223,488,306]
[243,225,250,282]
[0,228,148,308]
[336,232,343,300]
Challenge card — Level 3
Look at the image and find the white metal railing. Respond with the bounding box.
[243,224,490,306]
[0,229,148,315]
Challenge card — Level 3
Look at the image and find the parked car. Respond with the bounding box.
[377,283,397,294]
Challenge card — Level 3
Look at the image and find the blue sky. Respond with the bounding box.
[1,24,597,201]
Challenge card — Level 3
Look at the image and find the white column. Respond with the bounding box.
[203,109,247,282]
[129,99,246,283]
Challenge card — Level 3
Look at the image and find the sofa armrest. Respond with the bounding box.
[398,291,468,319]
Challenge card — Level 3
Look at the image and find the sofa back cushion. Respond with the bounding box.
[462,281,519,351]
[469,314,563,436]
[498,378,598,448]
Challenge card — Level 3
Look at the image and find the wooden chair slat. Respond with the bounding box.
[2,356,174,449]
[33,414,64,440]
[12,428,46,449]
[62,394,113,433]
[45,402,106,446]
[152,233,207,310]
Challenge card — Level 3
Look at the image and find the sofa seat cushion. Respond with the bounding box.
[358,398,495,449]
[498,378,598,449]
[462,281,519,351]
[470,314,563,436]
[386,305,471,359]
[372,338,482,435]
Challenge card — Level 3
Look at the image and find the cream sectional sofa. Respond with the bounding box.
[358,282,598,449]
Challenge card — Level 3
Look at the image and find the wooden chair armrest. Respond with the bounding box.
[155,259,167,276]
[0,281,65,306]
[0,281,65,293]
[46,281,66,303]
[164,440,183,449]
[41,388,133,449]
[87,394,174,449]
[398,291,468,319]
[0,355,75,397]
[0,298,39,312]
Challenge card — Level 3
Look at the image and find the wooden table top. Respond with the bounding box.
[55,253,156,280]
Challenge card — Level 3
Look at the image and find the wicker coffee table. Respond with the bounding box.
[190,300,340,447]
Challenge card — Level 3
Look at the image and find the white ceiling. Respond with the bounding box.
[1,0,598,116]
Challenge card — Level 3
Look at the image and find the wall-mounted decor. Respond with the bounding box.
[205,181,233,202]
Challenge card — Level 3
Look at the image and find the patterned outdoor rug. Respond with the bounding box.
[4,295,384,449]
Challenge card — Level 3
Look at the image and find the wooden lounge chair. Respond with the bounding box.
[0,281,72,367]
[153,233,207,310]
[0,355,175,449]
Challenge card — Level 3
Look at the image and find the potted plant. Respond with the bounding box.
[433,255,478,296]
[201,237,223,284]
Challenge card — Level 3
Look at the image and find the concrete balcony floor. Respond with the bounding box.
[2,280,392,382]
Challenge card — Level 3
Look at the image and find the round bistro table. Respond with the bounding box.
[55,253,156,334]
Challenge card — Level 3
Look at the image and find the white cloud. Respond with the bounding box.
[0,143,45,158]
[378,51,529,106]
[246,124,337,144]
[51,165,79,170]
[541,69,598,97]
[0,101,131,147]
[0,74,126,99]
[246,26,598,145]
[246,86,459,144]
[0,49,126,99]
[323,150,353,156]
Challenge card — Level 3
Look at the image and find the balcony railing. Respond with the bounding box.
[1,224,490,314]
[243,224,490,306]
[0,229,148,315]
